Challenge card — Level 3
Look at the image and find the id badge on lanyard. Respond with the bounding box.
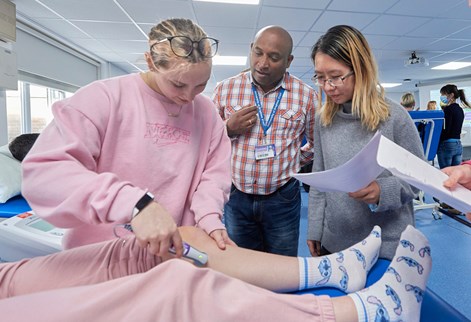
[255,144,276,160]
[252,85,284,160]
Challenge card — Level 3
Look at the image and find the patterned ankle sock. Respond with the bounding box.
[349,225,432,322]
[298,225,381,293]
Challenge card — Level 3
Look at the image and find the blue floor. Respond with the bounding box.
[298,189,471,321]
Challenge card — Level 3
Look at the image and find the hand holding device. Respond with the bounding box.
[114,224,208,266]
[169,243,208,266]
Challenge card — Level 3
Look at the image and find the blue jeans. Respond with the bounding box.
[437,140,463,169]
[223,178,301,256]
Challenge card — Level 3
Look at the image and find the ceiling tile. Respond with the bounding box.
[362,14,430,36]
[258,7,322,30]
[421,39,471,52]
[71,21,146,40]
[263,0,330,10]
[12,0,471,95]
[407,18,470,38]
[364,34,399,49]
[385,36,437,51]
[386,0,464,17]
[14,1,58,19]
[40,0,128,21]
[193,2,259,28]
[310,11,379,32]
[328,0,398,13]
[119,0,195,23]
[200,26,255,45]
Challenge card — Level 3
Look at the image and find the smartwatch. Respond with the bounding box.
[132,192,154,218]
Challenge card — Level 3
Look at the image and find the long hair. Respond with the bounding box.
[440,84,471,108]
[148,18,210,69]
[311,25,389,131]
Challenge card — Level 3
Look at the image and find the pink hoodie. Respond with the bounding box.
[22,73,231,249]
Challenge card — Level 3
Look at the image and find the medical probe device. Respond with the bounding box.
[114,223,208,266]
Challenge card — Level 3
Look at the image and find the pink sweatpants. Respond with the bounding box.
[0,237,335,322]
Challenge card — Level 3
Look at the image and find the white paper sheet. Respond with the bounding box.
[294,131,471,214]
[294,132,384,193]
[376,134,471,214]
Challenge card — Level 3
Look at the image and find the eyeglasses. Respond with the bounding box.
[311,71,354,87]
[151,36,219,58]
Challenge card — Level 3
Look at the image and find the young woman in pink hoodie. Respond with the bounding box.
[22,18,234,256]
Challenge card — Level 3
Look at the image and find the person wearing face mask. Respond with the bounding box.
[308,25,424,260]
[436,84,470,169]
[21,18,235,257]
[212,26,317,256]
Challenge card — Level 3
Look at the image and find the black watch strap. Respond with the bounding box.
[132,192,154,218]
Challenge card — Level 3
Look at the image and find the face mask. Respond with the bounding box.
[440,95,449,105]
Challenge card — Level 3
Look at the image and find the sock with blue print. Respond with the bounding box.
[298,225,381,293]
[349,225,432,322]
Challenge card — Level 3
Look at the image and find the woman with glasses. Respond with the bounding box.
[22,18,234,257]
[307,25,424,260]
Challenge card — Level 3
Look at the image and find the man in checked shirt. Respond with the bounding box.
[212,25,317,256]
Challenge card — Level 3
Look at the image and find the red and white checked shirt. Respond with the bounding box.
[212,71,317,195]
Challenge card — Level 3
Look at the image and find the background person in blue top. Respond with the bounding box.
[436,84,470,169]
[307,25,424,260]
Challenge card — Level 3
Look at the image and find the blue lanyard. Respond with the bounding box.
[252,84,285,136]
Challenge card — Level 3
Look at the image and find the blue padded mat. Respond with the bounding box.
[0,195,31,218]
[293,259,469,321]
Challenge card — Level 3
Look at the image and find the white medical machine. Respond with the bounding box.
[0,211,64,262]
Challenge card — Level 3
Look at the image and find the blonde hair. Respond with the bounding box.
[426,100,437,110]
[148,18,210,69]
[400,93,416,109]
[310,25,389,131]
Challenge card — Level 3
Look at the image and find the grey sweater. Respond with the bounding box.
[307,99,424,259]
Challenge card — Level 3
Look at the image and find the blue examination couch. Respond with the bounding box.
[408,110,445,213]
[294,259,468,321]
[408,110,444,162]
[0,195,31,219]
